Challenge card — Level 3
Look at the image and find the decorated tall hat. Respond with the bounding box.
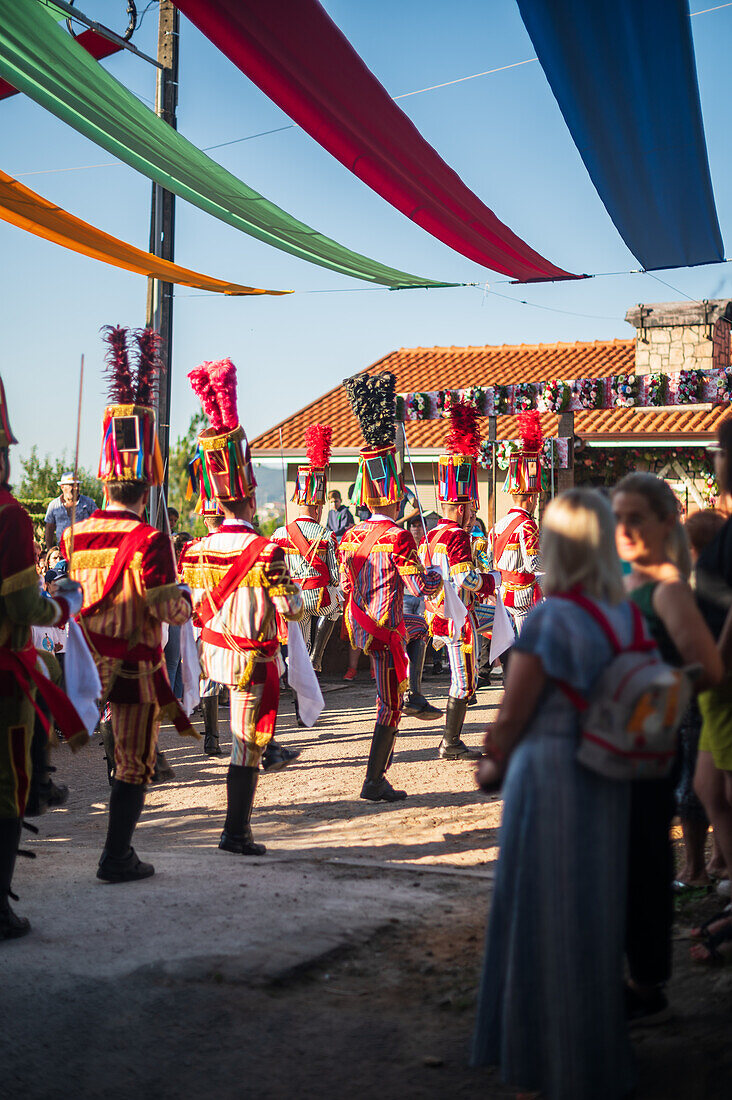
[0,375,18,448]
[343,370,404,508]
[98,326,165,485]
[293,424,332,506]
[438,400,480,505]
[188,358,255,502]
[506,411,543,495]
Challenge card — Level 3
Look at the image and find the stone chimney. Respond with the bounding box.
[624,299,732,376]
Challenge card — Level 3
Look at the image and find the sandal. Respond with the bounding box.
[689,904,732,940]
[690,917,732,966]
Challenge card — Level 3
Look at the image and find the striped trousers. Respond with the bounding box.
[229,660,280,768]
[111,703,160,785]
[446,611,478,701]
[0,685,35,818]
[372,613,427,727]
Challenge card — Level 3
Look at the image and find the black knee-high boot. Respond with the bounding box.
[439,696,480,760]
[97,781,154,883]
[310,615,336,672]
[360,725,407,802]
[99,717,116,786]
[402,639,442,721]
[202,695,223,756]
[219,765,266,855]
[0,818,30,940]
[25,714,69,816]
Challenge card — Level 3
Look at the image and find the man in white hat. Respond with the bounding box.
[44,472,97,548]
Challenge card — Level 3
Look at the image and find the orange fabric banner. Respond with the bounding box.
[0,169,289,297]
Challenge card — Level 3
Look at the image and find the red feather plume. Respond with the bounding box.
[188,358,238,433]
[305,424,332,468]
[102,324,134,404]
[517,410,543,452]
[132,327,162,406]
[445,399,480,458]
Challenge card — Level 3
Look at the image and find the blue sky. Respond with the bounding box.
[2,0,732,473]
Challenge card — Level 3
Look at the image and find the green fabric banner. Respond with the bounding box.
[0,0,451,288]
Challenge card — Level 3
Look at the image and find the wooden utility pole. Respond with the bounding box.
[557,410,575,491]
[145,0,179,526]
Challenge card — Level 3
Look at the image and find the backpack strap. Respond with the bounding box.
[556,589,622,654]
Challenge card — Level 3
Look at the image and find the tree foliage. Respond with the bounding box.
[16,446,101,504]
[167,410,206,533]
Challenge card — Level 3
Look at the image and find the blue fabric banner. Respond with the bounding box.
[517,0,724,271]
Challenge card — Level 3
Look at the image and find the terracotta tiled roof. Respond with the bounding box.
[250,338,722,453]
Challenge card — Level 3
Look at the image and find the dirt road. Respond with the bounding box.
[2,674,731,1098]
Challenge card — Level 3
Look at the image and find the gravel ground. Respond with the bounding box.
[2,671,731,1098]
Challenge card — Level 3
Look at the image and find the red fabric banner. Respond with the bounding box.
[0,27,121,100]
[175,0,577,283]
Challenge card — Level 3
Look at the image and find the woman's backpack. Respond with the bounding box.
[556,591,691,781]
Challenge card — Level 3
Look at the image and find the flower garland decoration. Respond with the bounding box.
[610,374,638,407]
[436,389,454,417]
[494,385,510,414]
[495,439,517,469]
[539,379,570,412]
[513,382,536,411]
[646,373,668,407]
[701,473,718,507]
[677,369,702,403]
[572,378,600,410]
[478,439,493,469]
[461,386,486,413]
[406,392,431,420]
[715,369,732,404]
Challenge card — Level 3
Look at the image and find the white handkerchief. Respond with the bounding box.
[64,620,101,736]
[287,620,324,727]
[180,619,201,716]
[489,587,515,663]
[441,559,467,640]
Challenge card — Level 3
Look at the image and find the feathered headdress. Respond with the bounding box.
[293,424,333,507]
[188,357,255,502]
[98,325,163,485]
[343,371,403,507]
[438,399,481,505]
[506,410,543,495]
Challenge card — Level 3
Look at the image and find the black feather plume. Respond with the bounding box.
[343,371,397,447]
[132,328,162,406]
[102,324,134,404]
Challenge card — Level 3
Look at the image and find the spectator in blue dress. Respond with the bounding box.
[44,473,96,547]
[472,489,636,1100]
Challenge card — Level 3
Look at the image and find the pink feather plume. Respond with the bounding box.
[188,358,238,433]
[305,424,332,468]
[445,399,480,458]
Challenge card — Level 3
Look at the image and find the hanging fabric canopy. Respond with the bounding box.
[0,169,288,296]
[0,0,449,289]
[175,0,577,284]
[0,25,122,100]
[517,0,724,271]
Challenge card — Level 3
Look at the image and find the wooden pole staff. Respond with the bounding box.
[402,422,432,566]
[68,354,84,566]
[279,427,288,526]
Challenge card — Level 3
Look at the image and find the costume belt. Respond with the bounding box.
[500,570,535,586]
[199,627,278,658]
[83,629,161,663]
[348,598,408,686]
[0,643,86,747]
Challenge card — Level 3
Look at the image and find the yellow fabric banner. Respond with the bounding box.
[0,169,289,296]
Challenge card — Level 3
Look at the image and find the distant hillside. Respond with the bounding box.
[252,462,286,505]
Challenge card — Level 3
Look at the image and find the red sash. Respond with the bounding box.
[78,521,154,620]
[492,513,526,565]
[286,520,331,609]
[196,535,269,629]
[346,521,409,685]
[0,644,87,748]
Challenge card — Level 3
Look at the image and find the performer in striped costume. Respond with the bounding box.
[178,493,226,756]
[489,411,542,634]
[188,358,303,855]
[63,327,194,884]
[0,376,85,938]
[340,371,442,802]
[271,425,341,723]
[421,402,499,760]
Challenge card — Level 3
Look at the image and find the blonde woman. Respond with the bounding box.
[472,490,635,1100]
